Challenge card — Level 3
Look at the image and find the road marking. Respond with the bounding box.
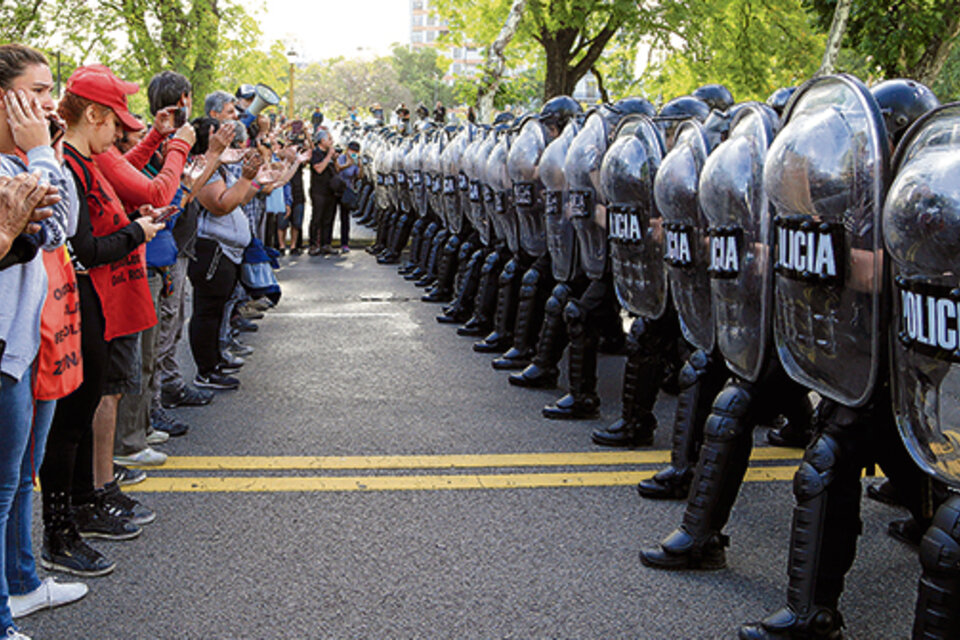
[155,448,804,471]
[127,465,801,493]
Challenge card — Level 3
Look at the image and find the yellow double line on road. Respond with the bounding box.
[128,448,805,493]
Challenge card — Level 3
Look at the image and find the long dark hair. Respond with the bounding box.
[0,44,48,90]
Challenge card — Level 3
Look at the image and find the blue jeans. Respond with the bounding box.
[0,370,56,632]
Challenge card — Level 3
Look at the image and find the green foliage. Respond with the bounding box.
[641,0,824,102]
[293,55,410,122]
[802,0,960,82]
[389,44,455,109]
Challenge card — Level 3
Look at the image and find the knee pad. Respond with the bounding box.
[458,242,474,262]
[498,258,519,286]
[793,433,842,502]
[704,378,753,441]
[445,235,460,253]
[563,299,585,334]
[919,497,960,574]
[549,283,572,307]
[519,267,542,297]
[678,350,710,389]
[481,251,500,275]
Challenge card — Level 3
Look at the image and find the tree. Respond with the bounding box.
[389,45,455,110]
[803,0,960,85]
[640,0,824,102]
[475,0,527,120]
[293,56,414,121]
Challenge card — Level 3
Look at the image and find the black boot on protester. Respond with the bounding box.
[508,283,571,389]
[73,489,142,541]
[493,264,547,370]
[41,491,115,577]
[592,317,668,447]
[542,299,600,420]
[475,258,521,353]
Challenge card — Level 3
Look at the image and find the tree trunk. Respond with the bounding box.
[910,5,960,85]
[592,66,609,103]
[475,0,527,123]
[817,0,853,76]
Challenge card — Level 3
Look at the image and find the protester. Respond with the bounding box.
[278,135,310,254]
[0,43,85,640]
[308,128,338,255]
[334,140,361,253]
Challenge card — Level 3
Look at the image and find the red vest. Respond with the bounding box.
[64,144,156,341]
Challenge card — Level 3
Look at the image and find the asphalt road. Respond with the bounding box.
[25,231,920,639]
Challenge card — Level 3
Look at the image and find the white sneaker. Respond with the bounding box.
[145,429,170,445]
[5,629,32,639]
[113,447,167,466]
[9,577,88,618]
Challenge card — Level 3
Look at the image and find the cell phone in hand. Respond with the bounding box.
[153,206,178,224]
[173,107,188,128]
[48,118,65,145]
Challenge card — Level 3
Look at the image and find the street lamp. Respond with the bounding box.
[286,49,298,121]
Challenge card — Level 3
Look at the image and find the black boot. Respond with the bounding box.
[912,495,960,640]
[41,491,115,577]
[438,246,482,324]
[592,317,670,447]
[509,283,570,389]
[399,218,427,274]
[542,299,600,420]
[738,407,856,640]
[417,228,446,287]
[640,377,757,569]
[638,350,725,500]
[457,249,501,337]
[767,412,813,448]
[493,263,549,370]
[475,258,520,353]
[423,233,459,303]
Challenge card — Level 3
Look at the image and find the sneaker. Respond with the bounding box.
[73,495,141,541]
[101,481,155,526]
[161,384,213,408]
[145,429,169,445]
[113,463,146,486]
[5,628,31,639]
[290,247,302,256]
[113,447,167,467]
[220,352,245,369]
[151,406,189,437]
[41,523,115,577]
[238,305,264,320]
[250,298,273,311]
[217,362,242,376]
[232,316,258,332]
[9,577,88,618]
[227,338,254,357]
[340,245,351,254]
[194,372,239,391]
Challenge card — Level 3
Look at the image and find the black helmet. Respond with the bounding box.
[493,111,515,126]
[657,95,711,123]
[870,79,940,144]
[765,86,797,116]
[693,84,734,111]
[611,96,656,118]
[539,95,582,132]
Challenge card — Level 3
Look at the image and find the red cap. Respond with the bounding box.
[66,65,144,132]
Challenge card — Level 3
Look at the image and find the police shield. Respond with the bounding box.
[441,127,466,233]
[601,114,668,319]
[540,120,580,281]
[407,135,426,217]
[396,137,412,214]
[654,120,714,353]
[700,103,779,382]
[885,102,960,488]
[766,74,888,407]
[566,111,611,280]
[472,131,497,246]
[457,123,478,233]
[428,134,444,219]
[486,134,520,253]
[508,117,548,257]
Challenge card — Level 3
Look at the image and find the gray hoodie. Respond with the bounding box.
[0,146,76,382]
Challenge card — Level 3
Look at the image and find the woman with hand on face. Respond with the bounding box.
[0,44,82,640]
[41,65,166,582]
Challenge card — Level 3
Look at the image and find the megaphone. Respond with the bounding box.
[240,83,281,126]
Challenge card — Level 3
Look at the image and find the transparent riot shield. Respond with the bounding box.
[700,103,779,382]
[566,112,611,280]
[441,128,465,233]
[601,114,668,319]
[885,102,960,489]
[471,131,497,246]
[509,118,548,257]
[486,134,520,253]
[767,74,888,407]
[540,121,580,281]
[655,120,715,353]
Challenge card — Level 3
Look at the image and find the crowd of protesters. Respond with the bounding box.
[0,42,364,640]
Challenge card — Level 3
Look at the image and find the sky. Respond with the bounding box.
[258,0,411,62]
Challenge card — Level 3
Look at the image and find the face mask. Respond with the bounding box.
[350,152,358,160]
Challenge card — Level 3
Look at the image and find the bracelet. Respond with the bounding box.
[251,180,262,191]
